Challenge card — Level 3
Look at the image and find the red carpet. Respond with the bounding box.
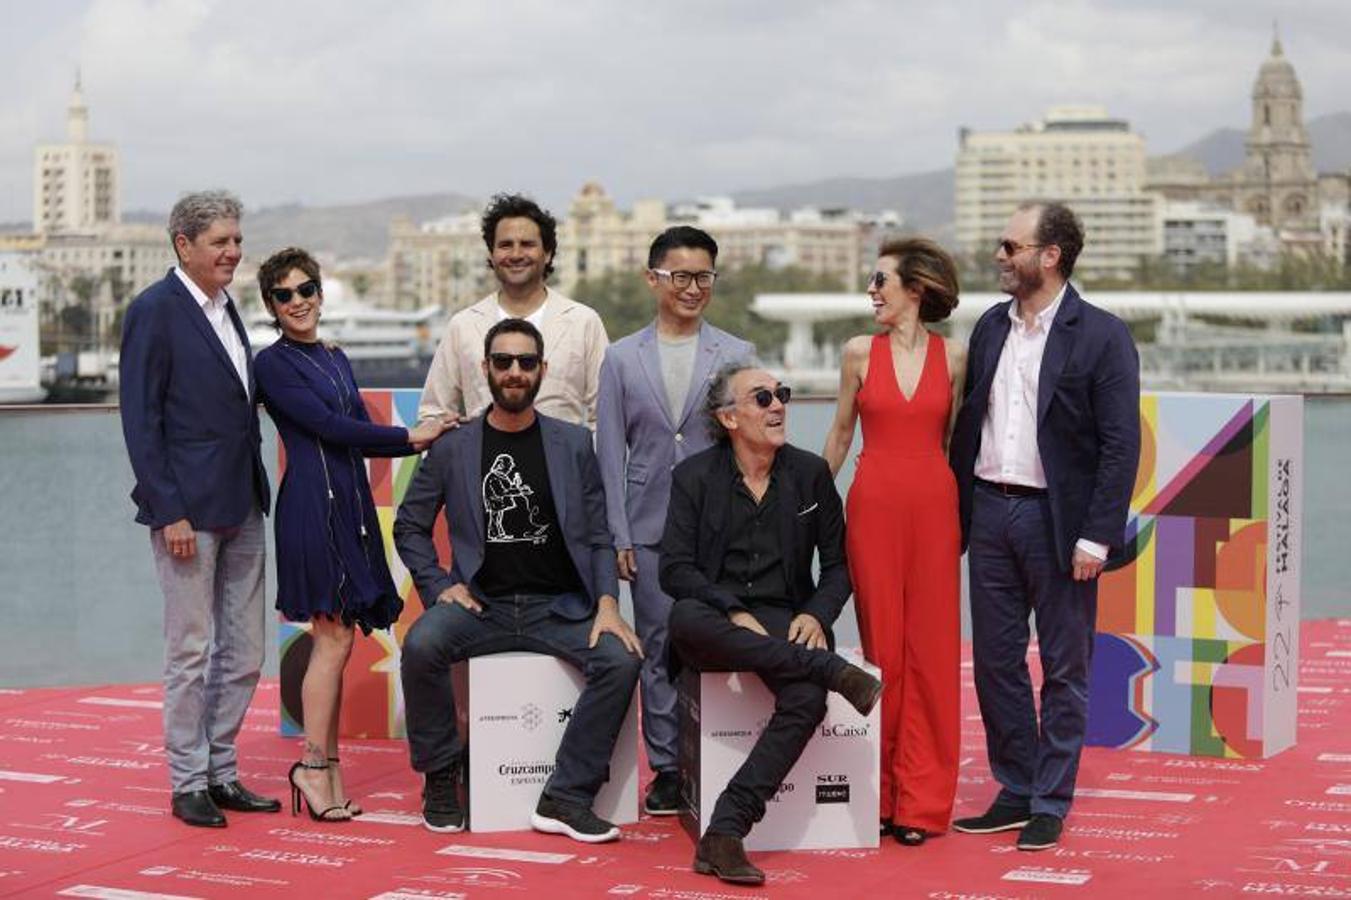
[2,620,1350,899]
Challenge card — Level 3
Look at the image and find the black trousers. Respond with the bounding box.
[668,598,846,838]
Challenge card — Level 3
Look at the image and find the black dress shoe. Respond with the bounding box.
[1016,814,1064,850]
[209,780,282,813]
[643,771,680,816]
[693,833,764,886]
[952,800,1031,834]
[172,790,226,828]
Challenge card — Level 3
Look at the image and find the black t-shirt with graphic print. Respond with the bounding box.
[474,418,585,598]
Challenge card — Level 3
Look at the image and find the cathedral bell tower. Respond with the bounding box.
[1240,27,1317,229]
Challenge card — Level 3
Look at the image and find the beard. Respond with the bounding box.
[999,259,1044,299]
[488,372,543,413]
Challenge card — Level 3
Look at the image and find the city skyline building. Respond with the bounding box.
[955,103,1160,281]
[32,73,121,235]
[1145,33,1350,258]
[386,183,891,311]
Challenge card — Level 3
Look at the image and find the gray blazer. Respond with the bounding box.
[393,413,619,621]
[596,320,755,549]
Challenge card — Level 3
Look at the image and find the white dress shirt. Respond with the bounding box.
[976,285,1107,561]
[174,267,249,392]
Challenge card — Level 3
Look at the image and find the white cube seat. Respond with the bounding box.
[676,648,880,851]
[451,652,639,832]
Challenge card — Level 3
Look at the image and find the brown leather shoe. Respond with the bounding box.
[831,663,883,716]
[693,833,764,886]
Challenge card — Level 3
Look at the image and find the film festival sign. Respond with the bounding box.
[1088,392,1303,759]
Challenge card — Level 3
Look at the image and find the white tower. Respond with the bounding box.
[32,71,120,233]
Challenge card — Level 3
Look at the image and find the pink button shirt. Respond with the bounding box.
[975,285,1107,561]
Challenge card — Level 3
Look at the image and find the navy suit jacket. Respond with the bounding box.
[119,270,270,530]
[393,413,620,621]
[949,284,1141,571]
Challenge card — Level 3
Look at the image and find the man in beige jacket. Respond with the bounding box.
[419,193,609,428]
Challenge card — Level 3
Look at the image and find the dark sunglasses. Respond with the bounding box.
[997,239,1045,256]
[747,385,791,408]
[488,352,542,372]
[868,271,889,291]
[267,280,320,305]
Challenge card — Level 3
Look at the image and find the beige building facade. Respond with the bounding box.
[386,183,875,311]
[956,105,1159,281]
[33,76,120,235]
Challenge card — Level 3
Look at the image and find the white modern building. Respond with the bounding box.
[1158,201,1276,273]
[32,75,120,235]
[955,105,1160,280]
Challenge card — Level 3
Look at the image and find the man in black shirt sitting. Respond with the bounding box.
[660,362,883,885]
[395,318,642,843]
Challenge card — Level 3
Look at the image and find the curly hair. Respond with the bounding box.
[481,193,558,279]
[257,247,322,330]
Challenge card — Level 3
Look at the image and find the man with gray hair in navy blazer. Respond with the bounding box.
[119,190,278,828]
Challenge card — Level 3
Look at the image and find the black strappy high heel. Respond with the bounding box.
[288,761,349,822]
[328,756,362,816]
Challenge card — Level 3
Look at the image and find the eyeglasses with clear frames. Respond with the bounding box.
[651,268,717,290]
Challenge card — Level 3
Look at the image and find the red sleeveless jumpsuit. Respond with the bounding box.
[846,331,961,832]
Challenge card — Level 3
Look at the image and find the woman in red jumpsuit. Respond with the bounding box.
[823,237,965,846]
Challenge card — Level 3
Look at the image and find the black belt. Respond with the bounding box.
[976,478,1047,498]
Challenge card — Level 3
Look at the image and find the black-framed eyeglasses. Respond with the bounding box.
[997,239,1045,256]
[651,268,717,290]
[267,280,320,305]
[744,385,791,408]
[488,352,542,372]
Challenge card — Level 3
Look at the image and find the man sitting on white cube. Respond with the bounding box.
[660,362,883,886]
[395,319,642,843]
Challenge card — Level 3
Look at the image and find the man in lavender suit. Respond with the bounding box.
[595,226,754,814]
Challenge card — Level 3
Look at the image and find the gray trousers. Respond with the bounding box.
[150,508,266,794]
[632,544,678,773]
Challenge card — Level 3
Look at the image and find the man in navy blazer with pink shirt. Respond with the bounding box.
[119,190,276,828]
[948,201,1140,851]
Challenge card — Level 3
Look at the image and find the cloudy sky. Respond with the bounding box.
[1,0,1347,222]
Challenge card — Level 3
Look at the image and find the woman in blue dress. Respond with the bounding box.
[255,247,451,821]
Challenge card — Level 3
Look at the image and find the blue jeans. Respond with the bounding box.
[968,483,1098,819]
[400,592,641,807]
